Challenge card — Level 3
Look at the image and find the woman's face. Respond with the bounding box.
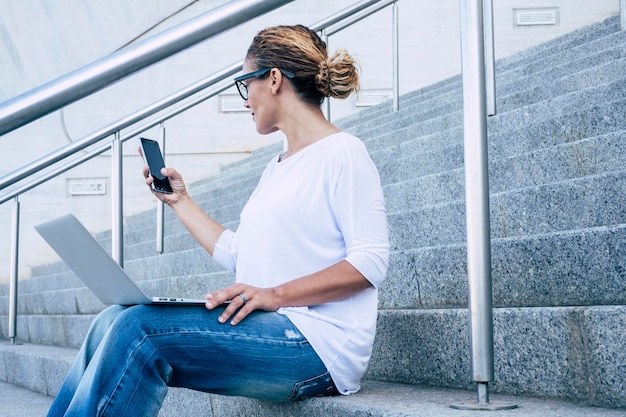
[242,60,280,135]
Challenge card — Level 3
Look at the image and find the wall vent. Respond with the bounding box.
[355,89,393,107]
[220,94,249,112]
[514,8,558,26]
[67,178,107,196]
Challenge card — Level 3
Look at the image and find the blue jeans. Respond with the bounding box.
[47,304,337,417]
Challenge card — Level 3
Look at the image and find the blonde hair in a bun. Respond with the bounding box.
[246,25,360,106]
[315,49,360,99]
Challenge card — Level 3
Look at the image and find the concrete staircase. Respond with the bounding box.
[1,15,626,416]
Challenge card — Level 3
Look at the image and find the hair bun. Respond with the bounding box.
[315,49,360,99]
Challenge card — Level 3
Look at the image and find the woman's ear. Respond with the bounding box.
[269,68,283,95]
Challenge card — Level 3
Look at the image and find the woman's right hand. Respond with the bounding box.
[143,165,188,207]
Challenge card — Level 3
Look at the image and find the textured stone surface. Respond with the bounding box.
[368,307,626,408]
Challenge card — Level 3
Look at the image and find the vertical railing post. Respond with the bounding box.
[392,1,399,112]
[450,0,516,411]
[621,0,626,30]
[8,196,20,344]
[483,0,496,116]
[156,123,166,254]
[321,30,331,121]
[111,131,124,266]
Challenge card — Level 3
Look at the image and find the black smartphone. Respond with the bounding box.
[140,137,173,194]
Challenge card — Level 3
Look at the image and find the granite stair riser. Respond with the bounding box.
[362,43,626,139]
[382,224,626,309]
[96,90,626,261]
[384,130,626,212]
[494,18,620,71]
[25,118,623,281]
[497,56,626,113]
[9,164,625,305]
[388,171,626,248]
[126,185,254,236]
[349,40,626,134]
[368,305,626,408]
[124,175,261,233]
[339,18,621,130]
[0,315,95,349]
[3,141,624,304]
[1,306,624,408]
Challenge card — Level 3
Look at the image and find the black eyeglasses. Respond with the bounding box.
[234,68,295,100]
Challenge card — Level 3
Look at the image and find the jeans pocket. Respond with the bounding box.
[285,372,339,402]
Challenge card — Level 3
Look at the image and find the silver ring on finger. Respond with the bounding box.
[238,293,247,305]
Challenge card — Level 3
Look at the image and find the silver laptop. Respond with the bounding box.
[35,214,207,306]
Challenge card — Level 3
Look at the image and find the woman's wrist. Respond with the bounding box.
[167,192,190,209]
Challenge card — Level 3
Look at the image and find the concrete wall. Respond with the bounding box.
[0,0,619,282]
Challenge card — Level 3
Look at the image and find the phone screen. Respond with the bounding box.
[140,138,173,193]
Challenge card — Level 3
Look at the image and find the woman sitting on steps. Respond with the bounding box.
[47,24,389,417]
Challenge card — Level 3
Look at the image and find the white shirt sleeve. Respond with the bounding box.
[212,228,238,273]
[330,138,389,288]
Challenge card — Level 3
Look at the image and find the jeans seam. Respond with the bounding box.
[146,328,310,347]
[97,333,156,417]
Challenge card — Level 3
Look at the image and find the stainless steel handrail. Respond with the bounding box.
[0,63,242,195]
[0,0,294,137]
[0,78,236,205]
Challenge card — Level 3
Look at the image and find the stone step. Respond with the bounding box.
[383,223,626,309]
[384,130,626,213]
[0,380,54,417]
[344,49,626,142]
[337,16,621,131]
[368,305,626,408]
[21,106,621,283]
[51,89,626,271]
[355,72,626,153]
[350,36,626,133]
[5,218,626,317]
[1,304,625,409]
[388,171,626,247]
[497,32,626,97]
[2,378,626,417]
[497,54,626,113]
[24,50,623,272]
[495,16,620,71]
[0,270,232,311]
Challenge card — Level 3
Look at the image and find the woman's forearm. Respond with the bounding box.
[170,194,225,256]
[273,260,373,308]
